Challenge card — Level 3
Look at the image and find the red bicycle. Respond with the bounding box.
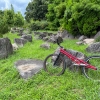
[43,38,100,81]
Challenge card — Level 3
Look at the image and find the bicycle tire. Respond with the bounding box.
[43,54,66,76]
[82,55,100,81]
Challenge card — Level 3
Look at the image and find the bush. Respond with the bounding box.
[30,20,49,31]
[0,20,9,37]
[47,22,58,31]
[65,0,100,37]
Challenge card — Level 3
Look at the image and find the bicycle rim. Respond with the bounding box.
[82,56,100,81]
[43,54,66,76]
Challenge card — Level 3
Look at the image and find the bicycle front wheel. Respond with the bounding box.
[82,56,100,81]
[43,54,66,76]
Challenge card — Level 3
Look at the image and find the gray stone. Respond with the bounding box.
[34,31,41,35]
[14,38,28,47]
[21,34,32,42]
[43,36,49,41]
[54,48,87,73]
[12,43,19,51]
[76,41,83,45]
[48,33,53,36]
[10,27,17,33]
[78,35,87,41]
[39,33,46,39]
[19,28,24,33]
[94,31,100,39]
[40,42,50,49]
[86,42,100,52]
[48,35,57,43]
[17,32,26,36]
[0,38,13,59]
[57,30,74,39]
[48,35,63,43]
[14,59,44,79]
[10,27,24,34]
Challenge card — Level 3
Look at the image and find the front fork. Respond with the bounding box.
[54,53,64,66]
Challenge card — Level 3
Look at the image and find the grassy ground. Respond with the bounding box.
[0,32,100,100]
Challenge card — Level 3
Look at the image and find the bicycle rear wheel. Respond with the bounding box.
[43,54,66,76]
[82,56,100,81]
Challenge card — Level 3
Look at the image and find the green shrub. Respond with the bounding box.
[0,20,9,37]
[64,0,100,37]
[47,22,58,31]
[30,20,49,31]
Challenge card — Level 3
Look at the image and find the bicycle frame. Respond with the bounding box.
[60,48,97,70]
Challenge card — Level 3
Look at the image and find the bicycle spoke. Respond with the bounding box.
[44,54,66,75]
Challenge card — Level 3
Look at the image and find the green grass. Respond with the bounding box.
[0,32,100,100]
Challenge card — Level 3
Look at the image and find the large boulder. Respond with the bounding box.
[54,47,87,73]
[0,38,13,59]
[14,59,44,79]
[86,42,100,52]
[64,49,87,71]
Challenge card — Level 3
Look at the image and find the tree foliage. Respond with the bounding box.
[64,0,100,36]
[14,12,24,27]
[25,0,48,21]
[0,5,24,37]
[46,0,66,30]
[4,10,14,27]
[25,0,100,36]
[0,10,9,37]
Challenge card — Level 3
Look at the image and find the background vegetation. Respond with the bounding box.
[0,4,24,37]
[1,0,100,37]
[25,0,100,37]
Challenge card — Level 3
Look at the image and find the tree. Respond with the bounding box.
[25,0,100,37]
[0,6,24,37]
[11,4,14,14]
[64,0,100,36]
[0,10,9,37]
[0,10,4,15]
[46,0,66,30]
[14,12,24,27]
[25,0,48,21]
[4,10,14,27]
